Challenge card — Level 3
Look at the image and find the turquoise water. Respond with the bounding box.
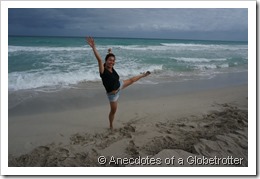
[8,36,248,91]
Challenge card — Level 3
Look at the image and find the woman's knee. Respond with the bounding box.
[130,77,136,83]
[110,107,117,114]
[110,102,117,114]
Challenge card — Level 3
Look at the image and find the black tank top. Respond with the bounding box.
[100,68,120,93]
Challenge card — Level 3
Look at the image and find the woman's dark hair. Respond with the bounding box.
[105,53,115,61]
[105,48,115,61]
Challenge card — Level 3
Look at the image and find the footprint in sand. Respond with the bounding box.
[57,147,69,156]
[126,140,139,157]
[36,146,50,152]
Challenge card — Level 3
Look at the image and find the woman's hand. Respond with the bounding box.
[85,36,104,74]
[86,36,95,48]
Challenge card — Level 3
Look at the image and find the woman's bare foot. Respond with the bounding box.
[142,71,151,77]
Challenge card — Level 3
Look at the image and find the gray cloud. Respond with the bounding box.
[8,8,248,41]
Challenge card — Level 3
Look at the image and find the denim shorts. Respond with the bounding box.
[107,80,124,102]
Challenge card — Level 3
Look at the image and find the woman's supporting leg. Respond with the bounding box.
[108,72,150,129]
[109,101,117,129]
[123,72,150,89]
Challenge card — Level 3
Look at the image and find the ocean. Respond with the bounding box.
[8,36,248,92]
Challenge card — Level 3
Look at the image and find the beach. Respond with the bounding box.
[8,72,248,167]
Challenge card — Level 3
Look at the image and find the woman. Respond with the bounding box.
[86,36,151,129]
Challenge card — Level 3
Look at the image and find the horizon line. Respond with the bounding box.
[8,34,248,43]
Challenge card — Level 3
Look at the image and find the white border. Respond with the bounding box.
[0,0,256,8]
[1,0,256,176]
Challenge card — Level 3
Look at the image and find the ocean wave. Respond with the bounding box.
[8,45,162,53]
[109,43,247,52]
[8,64,163,91]
[8,45,88,53]
[99,45,164,51]
[8,69,100,91]
[8,38,247,92]
[160,43,248,51]
[193,63,230,70]
[173,57,227,63]
[8,43,248,54]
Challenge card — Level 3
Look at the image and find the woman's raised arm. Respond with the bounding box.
[86,36,104,74]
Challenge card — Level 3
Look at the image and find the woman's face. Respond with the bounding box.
[106,56,115,68]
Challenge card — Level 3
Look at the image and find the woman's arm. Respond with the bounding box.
[86,36,104,74]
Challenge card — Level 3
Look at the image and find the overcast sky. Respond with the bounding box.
[8,8,248,41]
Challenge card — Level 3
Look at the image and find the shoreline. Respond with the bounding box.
[9,71,247,116]
[8,72,248,167]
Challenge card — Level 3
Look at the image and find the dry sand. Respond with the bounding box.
[8,82,248,167]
